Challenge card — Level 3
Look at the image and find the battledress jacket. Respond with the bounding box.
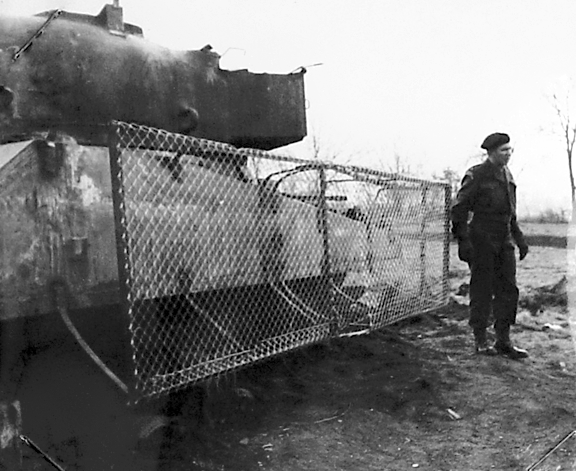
[451,159,526,246]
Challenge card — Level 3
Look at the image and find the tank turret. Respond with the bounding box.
[0,3,307,149]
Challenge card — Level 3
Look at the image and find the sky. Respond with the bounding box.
[2,0,576,217]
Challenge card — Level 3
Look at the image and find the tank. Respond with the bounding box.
[0,3,314,322]
[0,5,447,470]
[0,4,319,469]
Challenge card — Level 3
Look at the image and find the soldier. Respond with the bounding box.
[451,132,529,359]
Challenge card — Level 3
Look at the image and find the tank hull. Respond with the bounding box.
[0,138,366,321]
[0,139,118,319]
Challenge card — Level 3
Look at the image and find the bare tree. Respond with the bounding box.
[386,152,413,176]
[307,130,351,164]
[432,167,460,202]
[549,81,576,208]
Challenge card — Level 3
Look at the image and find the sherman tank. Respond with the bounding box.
[0,1,314,318]
[0,3,449,470]
[0,4,377,470]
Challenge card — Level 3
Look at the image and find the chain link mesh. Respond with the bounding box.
[108,121,450,399]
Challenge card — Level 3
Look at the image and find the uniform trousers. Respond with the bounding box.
[468,222,519,332]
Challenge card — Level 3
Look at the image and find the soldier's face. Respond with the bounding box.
[490,143,513,166]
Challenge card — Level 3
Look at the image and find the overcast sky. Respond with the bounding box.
[2,0,576,217]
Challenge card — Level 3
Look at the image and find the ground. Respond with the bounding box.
[16,223,576,471]
[127,222,575,471]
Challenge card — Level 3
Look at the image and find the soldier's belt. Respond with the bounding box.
[471,213,512,224]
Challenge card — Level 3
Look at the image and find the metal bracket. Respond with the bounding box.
[13,10,62,61]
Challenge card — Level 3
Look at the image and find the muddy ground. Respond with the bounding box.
[126,224,575,471]
[18,224,576,471]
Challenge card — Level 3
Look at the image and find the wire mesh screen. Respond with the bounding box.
[322,171,450,331]
[108,121,450,399]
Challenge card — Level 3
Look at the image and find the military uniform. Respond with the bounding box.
[451,134,529,358]
[452,159,526,324]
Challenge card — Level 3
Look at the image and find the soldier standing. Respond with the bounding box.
[451,132,529,359]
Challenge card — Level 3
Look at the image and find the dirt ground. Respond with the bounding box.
[13,224,575,471]
[124,223,576,471]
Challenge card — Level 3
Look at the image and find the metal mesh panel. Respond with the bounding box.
[321,170,450,331]
[108,121,450,399]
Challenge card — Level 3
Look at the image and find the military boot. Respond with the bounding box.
[494,325,528,359]
[473,329,496,355]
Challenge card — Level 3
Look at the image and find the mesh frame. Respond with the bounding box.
[108,121,451,400]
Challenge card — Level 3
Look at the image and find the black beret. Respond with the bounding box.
[480,132,510,152]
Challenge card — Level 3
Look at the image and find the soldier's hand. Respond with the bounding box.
[458,239,473,263]
[518,243,529,261]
